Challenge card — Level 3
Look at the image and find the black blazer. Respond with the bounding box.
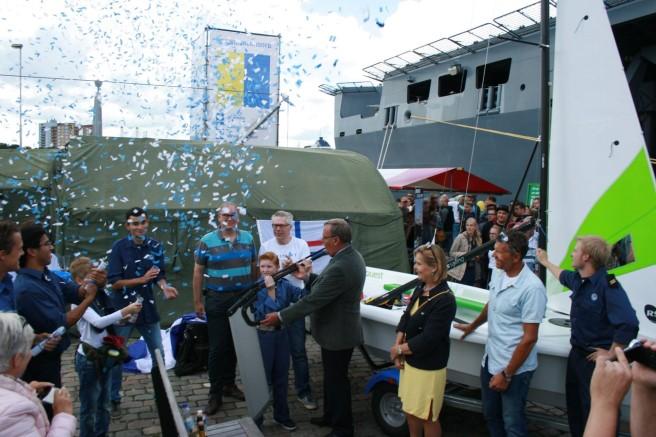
[396,281,456,370]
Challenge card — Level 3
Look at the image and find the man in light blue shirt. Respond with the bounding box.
[455,230,547,437]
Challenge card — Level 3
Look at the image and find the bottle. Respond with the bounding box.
[31,326,66,357]
[196,410,206,437]
[128,296,143,324]
[180,403,194,433]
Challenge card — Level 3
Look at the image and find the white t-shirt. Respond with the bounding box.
[73,305,125,354]
[259,237,310,289]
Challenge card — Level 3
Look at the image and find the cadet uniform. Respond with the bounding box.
[560,268,639,437]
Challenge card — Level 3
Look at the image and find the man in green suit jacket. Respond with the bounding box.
[261,218,366,437]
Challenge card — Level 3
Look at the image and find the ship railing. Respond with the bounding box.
[318,81,380,96]
[362,1,559,82]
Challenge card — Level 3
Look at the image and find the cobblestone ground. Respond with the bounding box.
[61,337,571,436]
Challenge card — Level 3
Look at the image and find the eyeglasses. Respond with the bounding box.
[421,242,440,261]
[127,219,147,226]
[322,234,336,241]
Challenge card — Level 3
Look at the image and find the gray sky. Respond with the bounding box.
[1,0,531,148]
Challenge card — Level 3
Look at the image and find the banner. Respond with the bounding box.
[191,28,280,146]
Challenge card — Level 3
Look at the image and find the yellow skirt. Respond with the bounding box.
[398,362,447,421]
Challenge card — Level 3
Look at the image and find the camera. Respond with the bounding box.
[623,339,656,370]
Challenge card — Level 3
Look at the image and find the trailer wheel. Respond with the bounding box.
[371,382,409,437]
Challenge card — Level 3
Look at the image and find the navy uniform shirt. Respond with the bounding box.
[14,267,82,355]
[108,235,166,325]
[0,273,15,311]
[252,278,303,322]
[560,268,639,350]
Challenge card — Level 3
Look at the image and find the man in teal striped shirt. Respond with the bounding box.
[193,202,257,415]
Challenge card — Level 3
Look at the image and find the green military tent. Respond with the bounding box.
[0,137,408,324]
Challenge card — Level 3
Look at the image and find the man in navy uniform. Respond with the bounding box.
[537,236,639,437]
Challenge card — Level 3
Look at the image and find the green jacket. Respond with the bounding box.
[280,245,366,350]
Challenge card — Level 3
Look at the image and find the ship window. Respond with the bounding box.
[476,58,512,88]
[438,70,467,97]
[407,80,431,103]
[339,131,345,137]
[356,128,363,135]
[608,234,636,269]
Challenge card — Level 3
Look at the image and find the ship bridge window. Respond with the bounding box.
[407,80,431,103]
[438,70,467,97]
[476,58,512,88]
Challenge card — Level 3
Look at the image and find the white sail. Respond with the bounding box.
[549,0,656,337]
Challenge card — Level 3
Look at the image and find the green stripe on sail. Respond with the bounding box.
[559,148,656,276]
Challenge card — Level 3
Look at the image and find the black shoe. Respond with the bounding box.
[205,396,222,415]
[310,416,330,427]
[111,401,121,418]
[222,384,245,401]
[274,418,297,431]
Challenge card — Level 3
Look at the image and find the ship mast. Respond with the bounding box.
[538,0,550,283]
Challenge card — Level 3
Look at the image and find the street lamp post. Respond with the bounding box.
[11,43,23,148]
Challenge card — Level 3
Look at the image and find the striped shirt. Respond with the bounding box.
[195,229,256,292]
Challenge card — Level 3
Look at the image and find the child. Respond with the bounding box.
[253,252,305,432]
[69,257,142,437]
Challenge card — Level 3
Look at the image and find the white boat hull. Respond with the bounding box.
[361,267,571,407]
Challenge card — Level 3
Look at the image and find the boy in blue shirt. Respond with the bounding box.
[253,252,305,432]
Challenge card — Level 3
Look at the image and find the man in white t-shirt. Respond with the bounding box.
[259,210,317,410]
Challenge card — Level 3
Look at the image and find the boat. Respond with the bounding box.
[358,0,656,433]
[321,0,656,202]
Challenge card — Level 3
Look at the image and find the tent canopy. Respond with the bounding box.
[0,137,410,324]
[379,167,510,194]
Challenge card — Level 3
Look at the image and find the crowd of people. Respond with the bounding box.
[0,200,654,437]
[399,192,540,288]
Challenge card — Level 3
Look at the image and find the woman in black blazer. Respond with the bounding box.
[390,243,456,437]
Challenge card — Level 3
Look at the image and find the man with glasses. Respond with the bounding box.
[262,218,366,437]
[14,222,101,399]
[193,202,256,415]
[108,207,178,416]
[454,230,547,437]
[259,210,317,410]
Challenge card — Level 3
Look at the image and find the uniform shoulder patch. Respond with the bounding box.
[607,273,618,288]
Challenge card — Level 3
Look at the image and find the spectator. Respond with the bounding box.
[261,219,366,437]
[482,224,501,287]
[0,312,76,436]
[70,257,142,437]
[458,202,476,233]
[480,206,498,242]
[14,223,99,393]
[392,243,456,437]
[496,205,510,230]
[530,197,540,214]
[259,210,317,410]
[449,217,482,287]
[537,236,639,437]
[0,220,22,312]
[108,207,178,417]
[455,231,547,437]
[421,199,434,243]
[583,341,656,437]
[193,202,256,415]
[435,194,455,251]
[252,252,306,431]
[485,195,497,211]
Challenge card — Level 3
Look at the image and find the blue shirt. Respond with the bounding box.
[0,273,15,311]
[560,268,639,350]
[252,278,303,322]
[108,235,166,325]
[14,267,81,355]
[484,264,547,375]
[195,230,256,292]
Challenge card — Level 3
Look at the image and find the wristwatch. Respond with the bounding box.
[502,369,512,382]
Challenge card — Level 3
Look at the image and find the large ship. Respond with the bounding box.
[321,0,656,200]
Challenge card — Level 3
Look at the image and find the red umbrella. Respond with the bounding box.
[379,167,509,194]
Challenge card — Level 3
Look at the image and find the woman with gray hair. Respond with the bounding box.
[0,313,76,436]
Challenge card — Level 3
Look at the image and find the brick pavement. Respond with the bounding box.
[61,336,570,436]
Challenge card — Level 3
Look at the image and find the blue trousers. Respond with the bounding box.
[76,352,112,437]
[287,318,312,398]
[110,321,163,402]
[257,329,291,422]
[481,362,533,437]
